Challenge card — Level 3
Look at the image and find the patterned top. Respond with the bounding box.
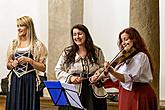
[7,39,48,85]
[55,46,108,98]
[7,39,48,75]
[13,46,35,77]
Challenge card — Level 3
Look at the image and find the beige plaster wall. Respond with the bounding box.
[48,0,83,80]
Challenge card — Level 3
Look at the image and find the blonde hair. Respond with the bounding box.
[7,16,47,64]
[15,16,38,49]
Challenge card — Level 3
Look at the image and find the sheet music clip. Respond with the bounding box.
[44,81,86,109]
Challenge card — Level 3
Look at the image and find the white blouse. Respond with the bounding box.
[109,52,153,91]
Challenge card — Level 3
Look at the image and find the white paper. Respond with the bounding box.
[61,83,84,109]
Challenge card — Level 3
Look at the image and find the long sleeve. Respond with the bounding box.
[55,51,72,83]
[109,52,153,91]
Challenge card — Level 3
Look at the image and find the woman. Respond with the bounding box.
[55,24,108,110]
[91,27,158,110]
[6,16,48,110]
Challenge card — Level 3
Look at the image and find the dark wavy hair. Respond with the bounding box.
[64,24,97,65]
[118,27,153,72]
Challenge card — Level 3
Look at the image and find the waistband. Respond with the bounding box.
[72,73,93,78]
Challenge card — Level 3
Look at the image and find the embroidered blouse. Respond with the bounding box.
[55,46,108,98]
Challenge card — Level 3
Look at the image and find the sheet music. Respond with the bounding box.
[61,83,77,92]
[44,81,86,109]
[61,83,84,109]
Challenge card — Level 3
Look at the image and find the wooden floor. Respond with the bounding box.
[0,95,165,110]
[0,95,118,110]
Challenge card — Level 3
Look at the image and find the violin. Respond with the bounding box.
[94,47,138,88]
[110,47,138,68]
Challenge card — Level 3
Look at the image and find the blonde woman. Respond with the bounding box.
[6,16,48,110]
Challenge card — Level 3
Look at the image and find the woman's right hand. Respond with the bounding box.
[104,61,110,74]
[10,59,19,68]
[70,76,82,84]
[104,61,115,74]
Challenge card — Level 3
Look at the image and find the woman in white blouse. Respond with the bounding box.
[91,27,158,110]
[55,24,108,110]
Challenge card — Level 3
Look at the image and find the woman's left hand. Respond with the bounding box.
[17,56,31,64]
[89,72,100,83]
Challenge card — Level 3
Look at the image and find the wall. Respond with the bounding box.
[0,0,48,91]
[160,0,165,100]
[84,0,130,61]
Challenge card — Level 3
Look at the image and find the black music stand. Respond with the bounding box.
[44,81,85,109]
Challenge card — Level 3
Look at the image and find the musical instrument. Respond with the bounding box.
[109,47,137,68]
[94,47,138,88]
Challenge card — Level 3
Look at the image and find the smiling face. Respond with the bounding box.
[17,24,27,37]
[120,32,134,52]
[72,28,86,47]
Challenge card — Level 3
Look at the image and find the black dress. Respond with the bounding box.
[6,50,40,110]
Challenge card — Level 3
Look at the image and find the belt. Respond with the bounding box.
[72,73,93,78]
